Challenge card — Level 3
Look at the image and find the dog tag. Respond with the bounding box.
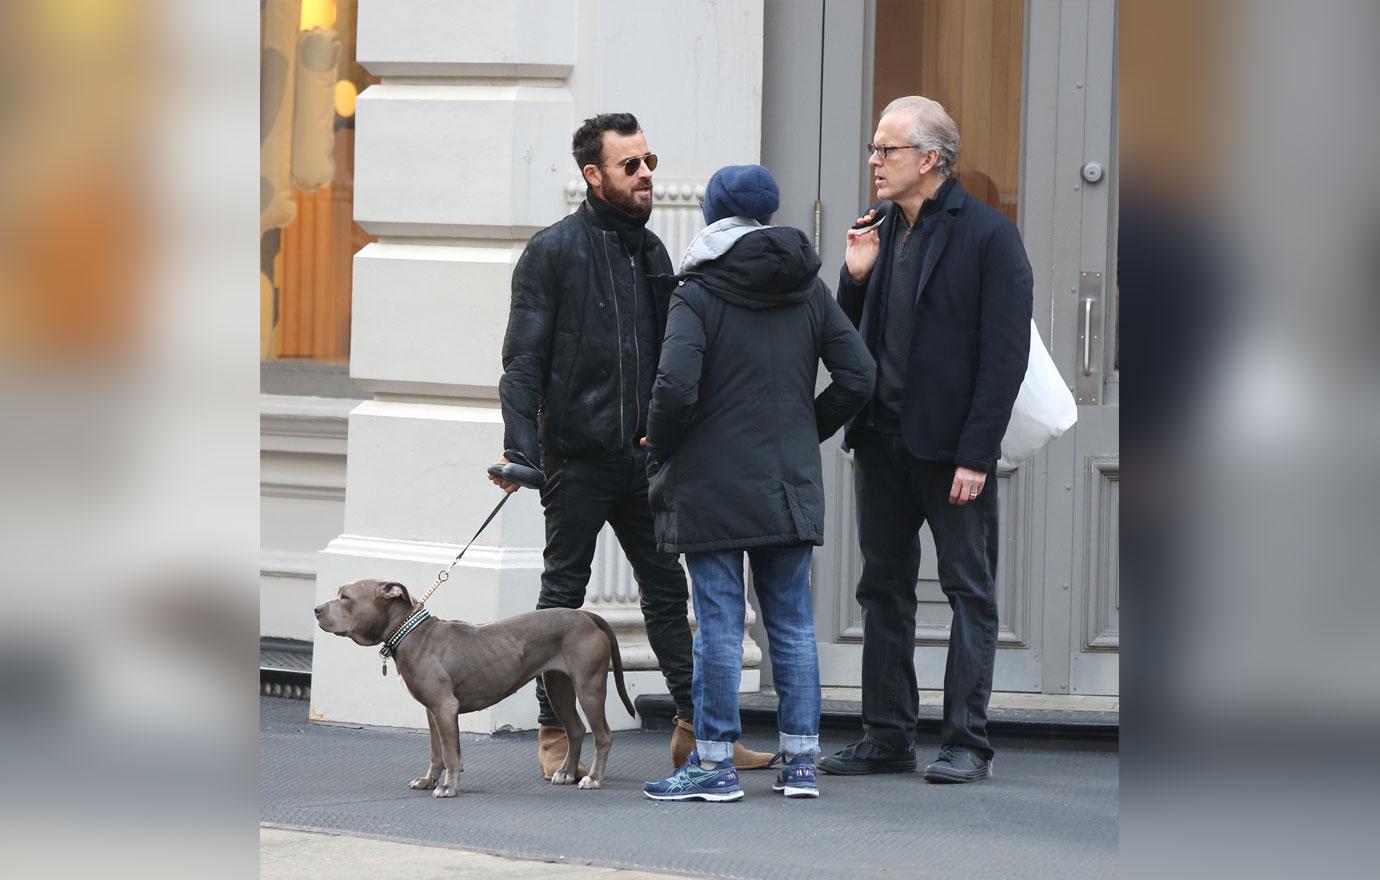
[381,659,388,677]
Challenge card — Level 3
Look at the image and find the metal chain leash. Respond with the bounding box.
[378,490,516,677]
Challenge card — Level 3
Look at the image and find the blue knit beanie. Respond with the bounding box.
[702,164,780,226]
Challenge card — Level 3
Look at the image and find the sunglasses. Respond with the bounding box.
[606,153,658,176]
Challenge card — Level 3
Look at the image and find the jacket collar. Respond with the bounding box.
[935,175,966,215]
[912,178,966,304]
[873,178,967,238]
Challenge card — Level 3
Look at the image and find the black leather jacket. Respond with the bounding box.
[500,199,675,467]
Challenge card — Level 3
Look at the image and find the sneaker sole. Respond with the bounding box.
[922,762,994,784]
[817,759,917,776]
[642,789,744,802]
[773,784,820,798]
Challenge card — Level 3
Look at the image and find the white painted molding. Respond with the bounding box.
[260,393,359,424]
[260,394,355,441]
[261,482,346,503]
[325,533,544,572]
[261,549,318,580]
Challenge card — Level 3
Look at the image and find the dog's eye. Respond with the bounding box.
[339,596,351,605]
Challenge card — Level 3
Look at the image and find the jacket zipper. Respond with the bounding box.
[602,232,627,448]
[623,242,641,445]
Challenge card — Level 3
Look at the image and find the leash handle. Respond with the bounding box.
[414,491,513,607]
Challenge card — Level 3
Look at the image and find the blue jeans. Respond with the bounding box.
[685,545,821,762]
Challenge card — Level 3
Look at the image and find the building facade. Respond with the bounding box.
[261,0,1120,732]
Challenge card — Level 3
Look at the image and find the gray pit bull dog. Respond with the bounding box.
[315,578,634,797]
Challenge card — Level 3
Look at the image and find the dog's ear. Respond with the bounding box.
[379,581,411,602]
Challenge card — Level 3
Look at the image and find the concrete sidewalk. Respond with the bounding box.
[260,696,1117,880]
[261,827,686,879]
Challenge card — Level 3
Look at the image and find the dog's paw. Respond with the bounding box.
[577,775,600,790]
[551,769,576,785]
[409,776,437,790]
[432,784,458,798]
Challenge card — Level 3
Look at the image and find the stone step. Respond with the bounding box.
[635,688,1119,747]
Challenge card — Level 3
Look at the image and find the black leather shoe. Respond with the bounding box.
[922,746,993,783]
[818,738,917,775]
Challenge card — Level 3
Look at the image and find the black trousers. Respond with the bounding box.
[852,428,999,759]
[534,447,695,726]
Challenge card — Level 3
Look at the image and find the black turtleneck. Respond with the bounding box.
[584,188,659,445]
[586,188,647,254]
[873,175,956,432]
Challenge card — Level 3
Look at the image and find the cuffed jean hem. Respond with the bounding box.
[780,733,820,757]
[696,739,734,763]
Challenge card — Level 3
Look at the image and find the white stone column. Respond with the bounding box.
[310,0,766,734]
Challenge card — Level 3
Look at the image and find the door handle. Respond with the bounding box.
[1082,298,1094,376]
[1076,272,1103,405]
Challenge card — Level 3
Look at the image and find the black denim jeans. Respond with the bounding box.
[533,447,695,726]
[852,428,999,759]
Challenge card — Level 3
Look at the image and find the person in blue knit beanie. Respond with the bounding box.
[700,164,781,226]
[642,160,876,803]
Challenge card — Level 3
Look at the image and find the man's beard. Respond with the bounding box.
[605,184,652,221]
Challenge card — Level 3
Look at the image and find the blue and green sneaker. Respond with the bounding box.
[769,752,820,798]
[643,748,743,802]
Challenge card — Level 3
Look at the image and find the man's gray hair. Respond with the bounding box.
[881,96,960,179]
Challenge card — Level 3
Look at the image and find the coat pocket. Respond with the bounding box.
[648,459,675,546]
[781,482,817,543]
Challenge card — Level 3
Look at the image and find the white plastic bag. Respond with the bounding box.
[998,319,1078,469]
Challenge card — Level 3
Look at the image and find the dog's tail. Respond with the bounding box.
[583,611,636,718]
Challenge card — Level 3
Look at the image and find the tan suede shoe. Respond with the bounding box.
[732,739,775,770]
[537,723,588,780]
[671,716,775,770]
[671,716,696,768]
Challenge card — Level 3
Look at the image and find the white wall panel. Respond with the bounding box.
[350,242,521,394]
[341,400,545,549]
[354,84,575,237]
[358,0,576,77]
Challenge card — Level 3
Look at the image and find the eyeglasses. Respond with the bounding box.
[866,144,930,161]
[605,153,658,176]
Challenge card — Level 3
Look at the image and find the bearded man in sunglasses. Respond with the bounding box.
[494,113,773,779]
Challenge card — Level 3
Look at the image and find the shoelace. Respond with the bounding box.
[936,745,964,763]
[844,739,890,759]
[766,752,814,776]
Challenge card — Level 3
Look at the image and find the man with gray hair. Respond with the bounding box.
[818,96,1032,783]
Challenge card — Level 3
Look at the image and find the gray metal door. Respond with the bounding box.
[1025,0,1120,696]
[761,0,1118,697]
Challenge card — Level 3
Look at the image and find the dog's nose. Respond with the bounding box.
[313,604,325,618]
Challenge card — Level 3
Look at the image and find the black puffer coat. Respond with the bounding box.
[646,223,875,553]
[500,199,674,468]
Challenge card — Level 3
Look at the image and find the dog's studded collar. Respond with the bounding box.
[379,605,430,676]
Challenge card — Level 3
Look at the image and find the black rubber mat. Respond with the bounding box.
[261,697,1117,880]
[637,692,1120,743]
